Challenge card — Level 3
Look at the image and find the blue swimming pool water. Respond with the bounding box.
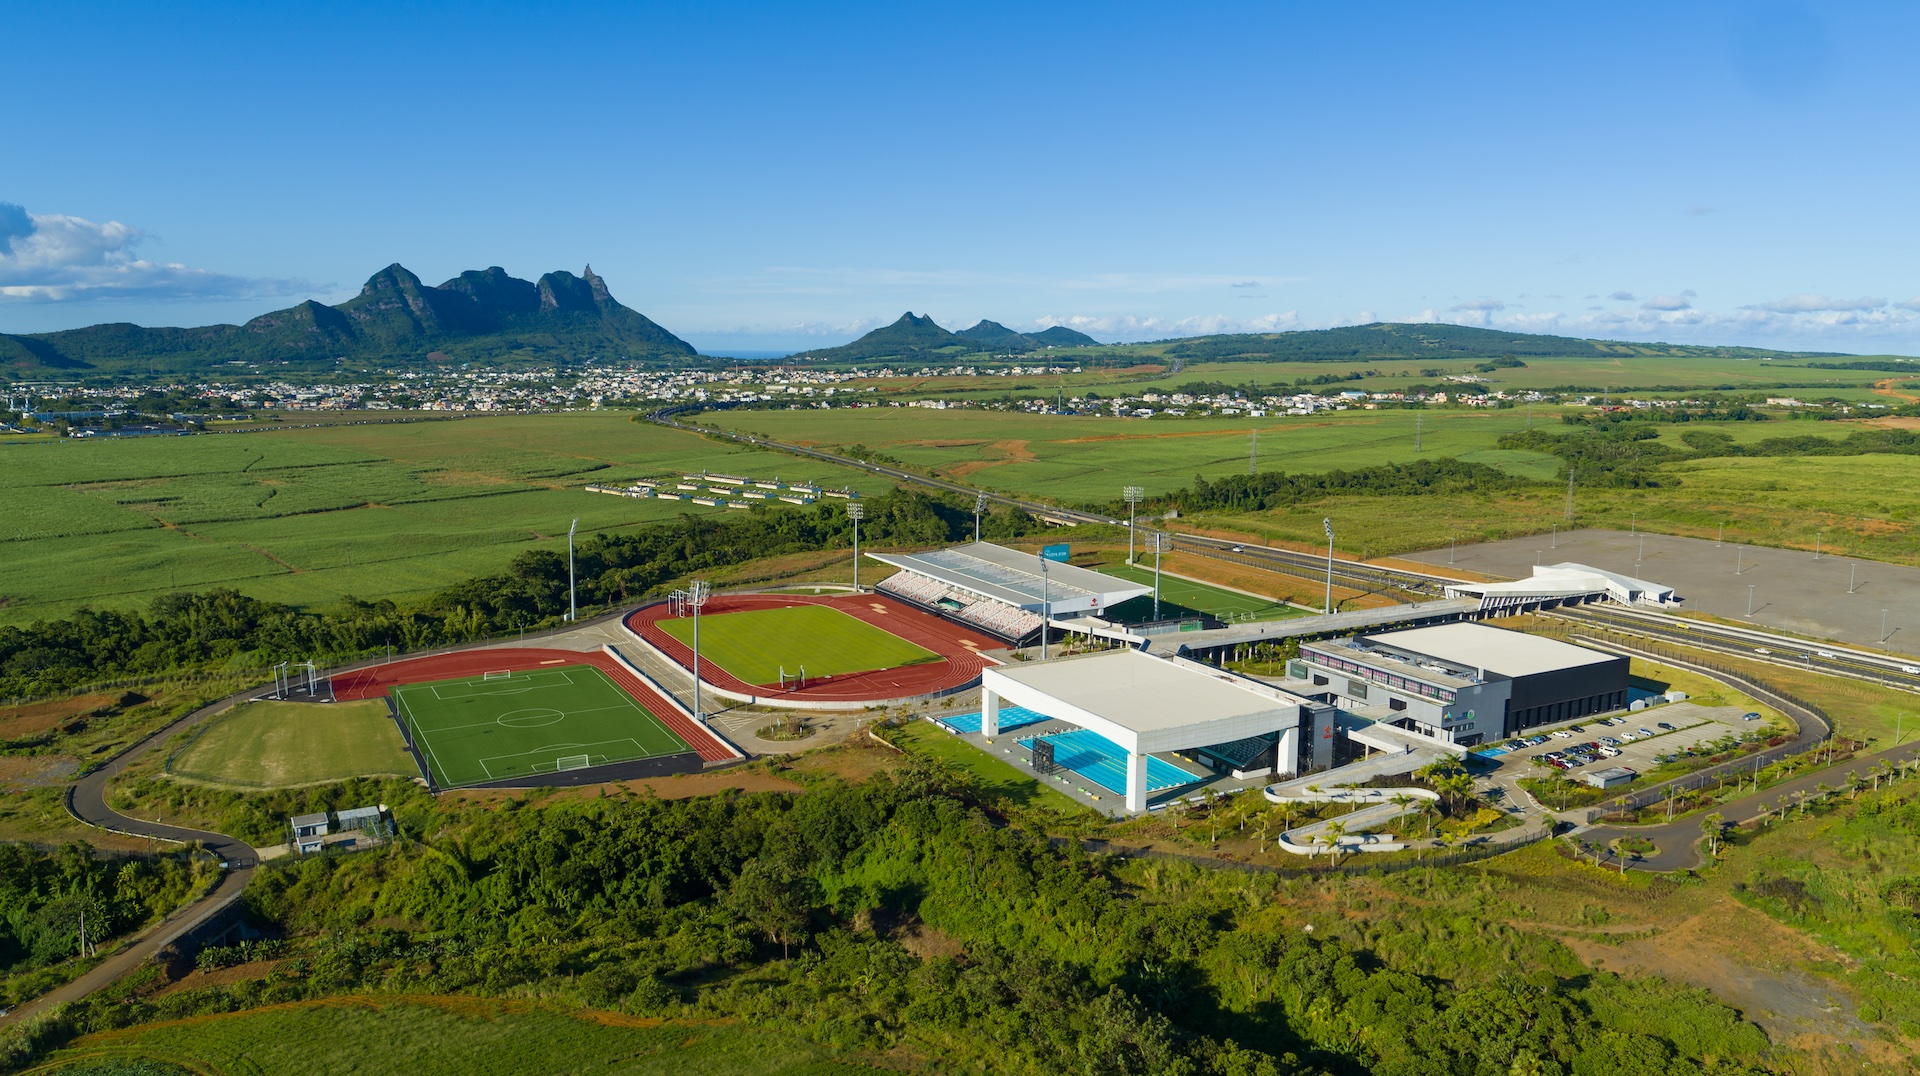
[943,706,1046,734]
[1018,728,1197,795]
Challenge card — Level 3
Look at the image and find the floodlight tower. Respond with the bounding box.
[1323,518,1335,615]
[974,493,986,542]
[1147,530,1173,621]
[847,502,865,591]
[672,580,711,722]
[1123,486,1145,564]
[566,518,579,622]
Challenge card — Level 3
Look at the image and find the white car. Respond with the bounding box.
[1814,650,1836,658]
[1902,665,1920,675]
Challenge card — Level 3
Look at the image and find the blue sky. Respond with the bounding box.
[4,1,1917,354]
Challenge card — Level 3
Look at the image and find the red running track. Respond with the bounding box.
[331,647,738,764]
[626,592,997,704]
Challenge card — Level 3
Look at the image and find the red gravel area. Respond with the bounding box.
[329,647,737,764]
[627,592,996,704]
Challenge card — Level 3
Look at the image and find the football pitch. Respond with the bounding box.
[1094,562,1307,623]
[654,604,942,687]
[391,664,691,788]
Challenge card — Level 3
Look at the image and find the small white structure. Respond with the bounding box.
[981,649,1309,813]
[1444,562,1682,611]
[1584,765,1636,789]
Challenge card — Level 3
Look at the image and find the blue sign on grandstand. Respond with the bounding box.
[1040,543,1071,563]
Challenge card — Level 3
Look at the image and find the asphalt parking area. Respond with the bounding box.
[1473,703,1763,814]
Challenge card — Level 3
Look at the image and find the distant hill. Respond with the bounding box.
[1,264,695,376]
[794,313,1102,362]
[1155,322,1844,363]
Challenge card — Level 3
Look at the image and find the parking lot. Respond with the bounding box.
[1472,702,1763,816]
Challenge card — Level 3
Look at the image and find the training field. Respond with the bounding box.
[654,604,942,687]
[169,698,415,788]
[393,664,691,788]
[1094,562,1306,623]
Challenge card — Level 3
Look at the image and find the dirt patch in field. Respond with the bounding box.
[423,469,520,487]
[941,439,1039,480]
[1871,378,1920,404]
[903,439,991,449]
[1549,898,1882,1053]
[156,958,285,998]
[0,755,82,790]
[0,693,125,740]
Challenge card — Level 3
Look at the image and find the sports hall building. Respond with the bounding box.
[1290,623,1627,746]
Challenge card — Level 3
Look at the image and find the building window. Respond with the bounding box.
[1346,679,1369,700]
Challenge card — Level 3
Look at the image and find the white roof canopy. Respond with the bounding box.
[868,542,1148,612]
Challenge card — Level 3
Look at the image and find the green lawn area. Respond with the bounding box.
[393,665,689,788]
[168,699,416,788]
[42,997,886,1075]
[892,719,1083,812]
[656,604,941,687]
[1093,561,1307,623]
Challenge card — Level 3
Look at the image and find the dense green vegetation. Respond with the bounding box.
[1154,323,1833,364]
[3,265,694,377]
[0,844,209,1009]
[4,766,1777,1075]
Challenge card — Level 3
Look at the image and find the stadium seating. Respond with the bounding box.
[876,570,1044,641]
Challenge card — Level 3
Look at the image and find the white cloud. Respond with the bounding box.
[1640,291,1695,311]
[1451,298,1505,312]
[1608,291,1636,301]
[1034,311,1304,340]
[1751,293,1885,314]
[0,202,313,303]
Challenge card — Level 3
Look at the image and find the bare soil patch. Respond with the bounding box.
[0,755,82,790]
[0,693,125,740]
[155,958,284,999]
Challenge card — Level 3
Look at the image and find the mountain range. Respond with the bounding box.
[0,264,696,375]
[790,313,1101,363]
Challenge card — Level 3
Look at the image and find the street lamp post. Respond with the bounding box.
[847,502,864,591]
[1323,518,1335,615]
[1123,486,1145,564]
[1747,584,1755,617]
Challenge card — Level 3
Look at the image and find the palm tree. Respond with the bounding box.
[1700,812,1726,858]
[1325,820,1348,867]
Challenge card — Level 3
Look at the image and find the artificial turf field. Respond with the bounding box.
[1093,562,1307,623]
[169,698,415,788]
[392,664,690,788]
[654,604,942,687]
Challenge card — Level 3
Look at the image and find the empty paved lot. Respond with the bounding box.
[1405,528,1920,656]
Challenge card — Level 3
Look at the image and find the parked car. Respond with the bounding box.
[1638,727,1656,737]
[1526,735,1548,746]
[1599,747,1622,758]
[1553,730,1574,739]
[1600,736,1620,746]
[1740,712,1762,721]
[1568,725,1585,733]
[1619,733,1637,742]
[1656,721,1675,730]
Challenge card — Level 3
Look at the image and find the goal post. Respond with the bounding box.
[482,670,514,681]
[555,754,593,772]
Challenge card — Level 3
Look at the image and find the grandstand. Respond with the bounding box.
[870,542,1149,644]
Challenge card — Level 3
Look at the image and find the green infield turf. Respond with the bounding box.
[169,698,415,788]
[655,604,942,687]
[1094,562,1306,624]
[392,664,689,788]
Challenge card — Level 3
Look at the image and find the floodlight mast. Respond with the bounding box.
[847,502,865,591]
[1323,518,1335,615]
[567,518,579,622]
[975,493,986,542]
[1147,530,1173,621]
[1040,554,1051,660]
[1123,486,1145,564]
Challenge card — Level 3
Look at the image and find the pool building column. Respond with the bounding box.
[1126,751,1148,812]
[980,689,1000,737]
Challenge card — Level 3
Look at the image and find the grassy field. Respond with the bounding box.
[168,699,414,788]
[656,605,941,687]
[0,412,888,626]
[38,996,885,1075]
[1091,561,1306,623]
[712,406,1569,502]
[394,665,689,788]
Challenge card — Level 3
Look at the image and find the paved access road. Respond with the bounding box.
[1578,737,1920,872]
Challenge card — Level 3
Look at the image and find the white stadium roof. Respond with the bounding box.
[983,649,1304,752]
[1443,562,1680,608]
[867,542,1148,613]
